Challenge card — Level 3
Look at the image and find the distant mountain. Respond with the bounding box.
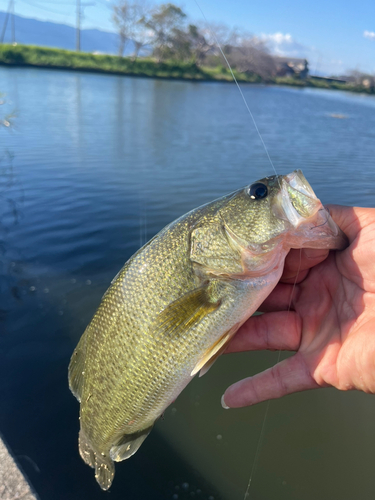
[0,12,135,55]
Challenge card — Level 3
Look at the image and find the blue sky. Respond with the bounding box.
[2,0,375,74]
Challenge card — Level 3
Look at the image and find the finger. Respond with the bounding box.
[325,204,357,244]
[258,282,297,312]
[221,353,320,408]
[281,248,329,284]
[225,311,301,353]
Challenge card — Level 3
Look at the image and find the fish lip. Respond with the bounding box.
[273,170,322,227]
[284,169,316,199]
[273,170,348,250]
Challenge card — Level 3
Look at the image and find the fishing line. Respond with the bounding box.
[311,207,330,229]
[243,248,303,500]
[193,0,278,178]
[191,3,297,498]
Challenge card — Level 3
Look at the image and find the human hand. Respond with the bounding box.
[222,206,375,408]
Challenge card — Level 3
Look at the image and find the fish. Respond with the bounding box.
[68,169,347,490]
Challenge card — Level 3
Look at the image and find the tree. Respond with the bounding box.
[145,3,187,61]
[226,37,277,79]
[185,24,211,64]
[112,0,152,58]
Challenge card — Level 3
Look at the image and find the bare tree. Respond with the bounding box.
[226,36,277,79]
[200,22,240,55]
[112,0,152,58]
[186,24,211,64]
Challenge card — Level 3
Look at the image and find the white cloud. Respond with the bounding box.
[364,30,375,40]
[257,32,307,57]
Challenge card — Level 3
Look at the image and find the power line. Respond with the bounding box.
[18,0,71,16]
[23,0,75,4]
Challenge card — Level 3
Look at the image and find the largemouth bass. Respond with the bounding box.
[68,170,347,490]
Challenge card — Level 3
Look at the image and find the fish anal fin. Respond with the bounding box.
[68,333,87,403]
[154,283,222,339]
[110,425,153,462]
[191,323,240,377]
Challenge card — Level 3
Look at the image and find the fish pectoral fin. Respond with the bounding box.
[68,333,87,403]
[154,283,222,339]
[110,425,154,462]
[191,324,240,377]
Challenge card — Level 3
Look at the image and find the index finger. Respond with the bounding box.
[281,248,329,284]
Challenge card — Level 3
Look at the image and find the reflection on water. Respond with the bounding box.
[0,66,375,500]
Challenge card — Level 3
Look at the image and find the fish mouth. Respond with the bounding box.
[273,170,348,250]
[275,170,321,225]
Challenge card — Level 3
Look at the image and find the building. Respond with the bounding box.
[274,57,309,78]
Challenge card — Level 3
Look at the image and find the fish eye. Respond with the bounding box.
[248,182,268,200]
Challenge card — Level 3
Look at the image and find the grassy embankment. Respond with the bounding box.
[0,44,373,94]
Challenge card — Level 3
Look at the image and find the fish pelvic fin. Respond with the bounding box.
[79,430,115,490]
[192,323,240,377]
[110,425,154,462]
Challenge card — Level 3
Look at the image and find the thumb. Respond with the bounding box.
[221,354,319,408]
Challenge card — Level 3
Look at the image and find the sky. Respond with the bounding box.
[1,0,375,75]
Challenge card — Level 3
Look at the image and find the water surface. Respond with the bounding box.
[0,67,375,500]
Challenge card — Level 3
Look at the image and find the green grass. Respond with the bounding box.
[0,44,373,94]
[0,44,249,82]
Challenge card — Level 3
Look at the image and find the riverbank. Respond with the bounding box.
[0,44,373,94]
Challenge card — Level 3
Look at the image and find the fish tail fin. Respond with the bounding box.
[79,429,115,490]
[110,425,154,462]
[94,454,115,491]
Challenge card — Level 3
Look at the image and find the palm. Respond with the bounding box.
[223,206,375,408]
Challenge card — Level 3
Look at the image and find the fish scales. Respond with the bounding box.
[78,199,232,441]
[69,171,348,489]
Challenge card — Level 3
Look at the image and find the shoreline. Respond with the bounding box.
[0,44,374,95]
[0,435,39,500]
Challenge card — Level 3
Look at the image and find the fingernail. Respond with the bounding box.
[221,394,230,409]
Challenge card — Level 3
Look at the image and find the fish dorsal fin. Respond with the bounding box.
[191,323,240,377]
[68,332,87,403]
[154,283,222,339]
[110,425,154,462]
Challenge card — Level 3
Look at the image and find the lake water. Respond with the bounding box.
[0,66,375,500]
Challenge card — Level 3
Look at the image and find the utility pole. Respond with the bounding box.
[0,0,12,44]
[11,0,15,44]
[76,0,95,52]
[76,0,81,51]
